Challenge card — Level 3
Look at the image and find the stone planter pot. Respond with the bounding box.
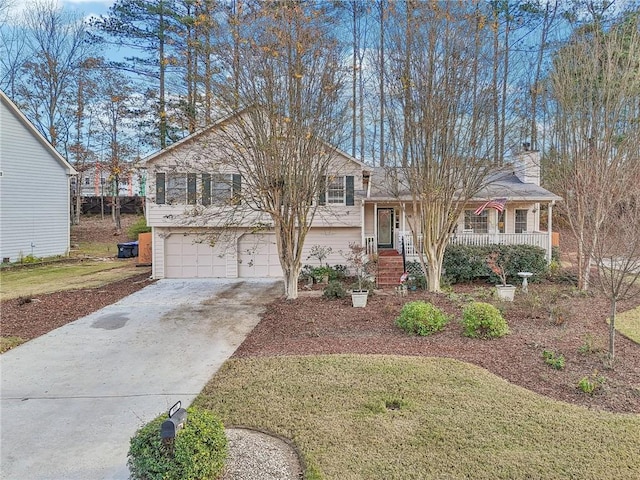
[351,290,369,308]
[495,284,516,302]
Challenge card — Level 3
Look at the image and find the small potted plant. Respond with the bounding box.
[344,242,373,307]
[307,245,332,283]
[487,251,516,301]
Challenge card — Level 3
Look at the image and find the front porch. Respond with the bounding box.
[365,231,552,258]
[362,201,557,264]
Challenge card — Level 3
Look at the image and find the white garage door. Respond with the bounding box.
[238,234,283,278]
[165,234,227,278]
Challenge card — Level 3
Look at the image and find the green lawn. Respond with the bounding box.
[615,306,640,344]
[0,261,140,300]
[196,355,640,480]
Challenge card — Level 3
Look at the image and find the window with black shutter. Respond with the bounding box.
[156,172,165,204]
[202,173,211,206]
[187,173,197,205]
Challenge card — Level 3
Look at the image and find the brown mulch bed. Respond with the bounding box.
[3,221,639,415]
[235,283,640,414]
[1,272,154,341]
[2,215,152,342]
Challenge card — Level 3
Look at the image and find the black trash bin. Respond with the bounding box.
[117,241,139,258]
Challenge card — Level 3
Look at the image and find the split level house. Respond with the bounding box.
[144,112,562,286]
[0,90,77,263]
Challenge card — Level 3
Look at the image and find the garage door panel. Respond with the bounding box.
[238,234,282,278]
[165,234,226,278]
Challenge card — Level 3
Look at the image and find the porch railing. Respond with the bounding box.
[451,232,548,250]
[396,231,423,256]
[364,236,376,255]
[394,231,549,257]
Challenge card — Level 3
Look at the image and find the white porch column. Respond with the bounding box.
[547,201,554,264]
[361,200,365,248]
[402,204,406,233]
[373,202,378,248]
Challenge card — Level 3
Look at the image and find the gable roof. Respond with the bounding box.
[0,90,77,175]
[474,171,562,203]
[367,166,562,203]
[143,107,368,171]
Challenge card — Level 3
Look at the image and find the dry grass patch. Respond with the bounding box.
[71,241,121,257]
[0,261,139,300]
[0,336,25,353]
[196,355,640,480]
[615,306,640,344]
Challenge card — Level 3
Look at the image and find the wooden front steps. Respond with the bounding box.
[376,250,404,287]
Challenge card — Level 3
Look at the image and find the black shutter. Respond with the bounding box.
[232,174,242,204]
[202,174,211,206]
[187,173,197,205]
[346,175,354,206]
[156,173,165,204]
[318,176,326,205]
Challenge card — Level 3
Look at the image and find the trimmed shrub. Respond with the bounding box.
[462,301,509,339]
[443,244,548,285]
[443,245,488,283]
[323,280,347,299]
[395,301,448,336]
[128,406,227,480]
[328,264,348,281]
[127,216,151,240]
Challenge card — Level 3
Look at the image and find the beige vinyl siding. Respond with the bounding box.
[152,228,166,278]
[456,204,539,234]
[302,228,361,267]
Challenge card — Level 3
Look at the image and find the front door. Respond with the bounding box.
[377,208,394,249]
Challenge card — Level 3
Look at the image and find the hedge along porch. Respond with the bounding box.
[361,150,562,266]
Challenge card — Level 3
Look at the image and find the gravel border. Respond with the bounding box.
[222,428,303,480]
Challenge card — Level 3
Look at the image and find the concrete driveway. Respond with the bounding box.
[1,279,281,480]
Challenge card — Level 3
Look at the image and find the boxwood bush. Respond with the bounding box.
[462,301,509,339]
[443,244,547,284]
[128,406,227,480]
[395,301,448,336]
[323,280,347,299]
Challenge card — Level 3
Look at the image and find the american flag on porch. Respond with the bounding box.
[474,197,507,215]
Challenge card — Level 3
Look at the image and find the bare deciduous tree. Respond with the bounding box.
[384,1,501,292]
[184,1,347,300]
[547,10,640,290]
[18,0,91,149]
[593,193,640,364]
[0,0,28,97]
[93,69,140,231]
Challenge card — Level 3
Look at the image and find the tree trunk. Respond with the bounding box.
[74,192,82,225]
[424,243,443,293]
[284,270,298,300]
[351,0,357,158]
[609,297,616,363]
[426,258,442,293]
[159,4,167,149]
[378,0,385,167]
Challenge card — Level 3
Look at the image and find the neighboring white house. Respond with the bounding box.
[0,91,77,263]
[143,111,562,282]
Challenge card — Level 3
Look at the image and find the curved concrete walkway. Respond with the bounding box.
[1,279,281,480]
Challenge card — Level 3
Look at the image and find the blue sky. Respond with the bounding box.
[58,0,113,16]
[7,0,114,20]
